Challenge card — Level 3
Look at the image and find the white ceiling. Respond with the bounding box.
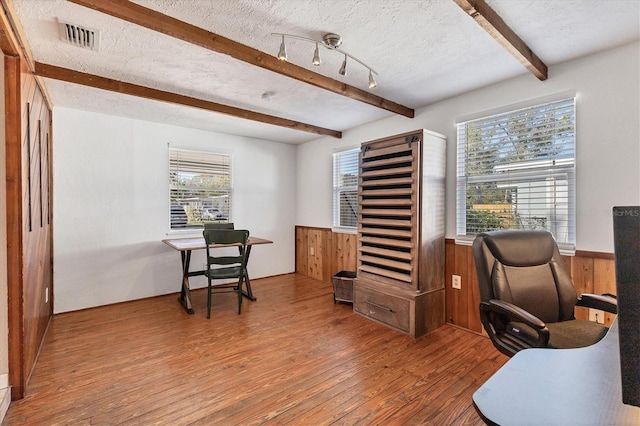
[11,0,640,144]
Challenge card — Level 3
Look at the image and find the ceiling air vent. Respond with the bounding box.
[58,21,100,51]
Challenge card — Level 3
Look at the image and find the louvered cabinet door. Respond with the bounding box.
[357,133,420,289]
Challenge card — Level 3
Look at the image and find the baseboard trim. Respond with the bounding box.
[0,387,10,423]
[56,273,297,314]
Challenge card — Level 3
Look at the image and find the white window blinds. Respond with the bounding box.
[333,148,359,229]
[456,98,576,250]
[169,148,232,229]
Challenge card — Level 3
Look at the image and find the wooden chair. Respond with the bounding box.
[203,229,249,318]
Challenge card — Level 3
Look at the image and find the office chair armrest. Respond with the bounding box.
[480,300,549,356]
[577,293,618,314]
[485,299,547,330]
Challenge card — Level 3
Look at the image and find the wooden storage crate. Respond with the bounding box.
[332,271,356,303]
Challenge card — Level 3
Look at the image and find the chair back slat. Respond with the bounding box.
[208,255,244,266]
[203,229,249,266]
[203,229,248,245]
[204,222,235,230]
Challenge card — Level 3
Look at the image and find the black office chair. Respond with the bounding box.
[203,229,249,318]
[473,230,617,357]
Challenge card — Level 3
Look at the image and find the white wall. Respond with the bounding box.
[53,108,296,313]
[297,41,640,253]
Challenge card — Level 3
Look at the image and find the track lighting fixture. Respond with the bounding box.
[271,32,378,88]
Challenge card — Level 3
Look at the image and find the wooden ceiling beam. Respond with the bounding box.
[34,62,342,138]
[453,0,548,81]
[67,0,415,118]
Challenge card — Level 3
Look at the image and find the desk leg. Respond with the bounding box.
[242,245,257,301]
[178,250,195,314]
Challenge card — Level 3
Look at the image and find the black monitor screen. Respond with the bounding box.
[613,206,640,407]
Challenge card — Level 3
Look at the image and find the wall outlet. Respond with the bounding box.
[309,246,315,256]
[452,275,462,289]
[589,308,605,324]
[45,287,49,303]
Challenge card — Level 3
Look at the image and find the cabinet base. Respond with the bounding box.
[354,277,445,338]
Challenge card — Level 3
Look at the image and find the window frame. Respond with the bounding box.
[168,145,233,232]
[456,97,576,253]
[332,147,359,232]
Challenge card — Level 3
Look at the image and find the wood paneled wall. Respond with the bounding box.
[295,226,617,334]
[5,55,53,399]
[295,226,357,283]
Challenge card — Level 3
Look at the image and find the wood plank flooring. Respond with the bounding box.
[4,274,507,425]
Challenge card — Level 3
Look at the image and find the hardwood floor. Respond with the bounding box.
[4,274,507,425]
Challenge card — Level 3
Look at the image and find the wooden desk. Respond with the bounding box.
[163,236,273,314]
[473,319,640,425]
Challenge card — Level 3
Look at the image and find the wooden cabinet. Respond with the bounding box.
[354,130,446,337]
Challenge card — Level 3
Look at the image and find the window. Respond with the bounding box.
[456,98,576,251]
[169,147,232,229]
[333,148,359,229]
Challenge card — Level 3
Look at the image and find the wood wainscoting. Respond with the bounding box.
[295,226,617,334]
[295,226,358,283]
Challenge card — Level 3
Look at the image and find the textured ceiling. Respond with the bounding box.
[11,0,640,144]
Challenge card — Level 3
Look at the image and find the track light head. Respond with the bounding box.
[277,35,287,61]
[339,55,347,76]
[312,43,321,66]
[368,70,377,89]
